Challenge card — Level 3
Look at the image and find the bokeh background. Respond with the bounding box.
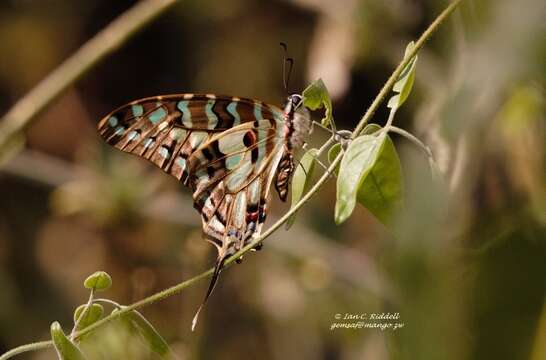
[0,0,545,359]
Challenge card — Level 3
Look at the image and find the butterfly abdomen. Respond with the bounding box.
[274,152,295,201]
[272,94,312,201]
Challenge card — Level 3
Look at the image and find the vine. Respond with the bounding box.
[0,0,463,358]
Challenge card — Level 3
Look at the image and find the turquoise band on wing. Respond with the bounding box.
[158,146,170,159]
[205,100,219,129]
[253,102,263,121]
[227,101,241,126]
[127,130,140,141]
[108,116,118,127]
[131,104,144,117]
[178,101,192,127]
[149,105,167,124]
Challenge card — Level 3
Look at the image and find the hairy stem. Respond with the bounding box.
[384,108,397,130]
[388,125,434,159]
[351,0,463,138]
[0,1,463,358]
[93,298,123,309]
[70,289,95,340]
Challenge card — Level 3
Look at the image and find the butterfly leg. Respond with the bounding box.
[234,231,245,264]
[235,241,262,262]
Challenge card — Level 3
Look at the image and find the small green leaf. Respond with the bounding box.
[50,321,87,360]
[387,41,418,110]
[328,143,341,163]
[73,304,104,331]
[302,78,333,127]
[362,123,382,135]
[286,148,318,229]
[356,133,403,226]
[115,308,171,357]
[327,143,342,174]
[335,133,387,224]
[84,271,112,291]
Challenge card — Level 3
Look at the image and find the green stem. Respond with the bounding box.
[302,136,336,175]
[0,1,463,358]
[93,298,123,309]
[0,342,52,360]
[384,108,397,131]
[70,289,95,340]
[388,125,442,180]
[316,136,336,157]
[388,125,434,159]
[0,0,180,153]
[351,0,464,138]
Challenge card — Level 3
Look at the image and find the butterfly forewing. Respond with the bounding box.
[98,94,285,181]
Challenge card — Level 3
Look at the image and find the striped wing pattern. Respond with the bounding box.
[189,120,285,257]
[97,94,286,259]
[98,92,315,330]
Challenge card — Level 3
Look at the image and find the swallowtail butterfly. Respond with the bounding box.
[98,91,311,328]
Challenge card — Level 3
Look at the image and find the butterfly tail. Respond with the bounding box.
[191,255,227,331]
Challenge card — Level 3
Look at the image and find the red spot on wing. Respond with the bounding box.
[243,130,256,147]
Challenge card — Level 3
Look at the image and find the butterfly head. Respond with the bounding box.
[287,94,303,109]
[284,94,311,149]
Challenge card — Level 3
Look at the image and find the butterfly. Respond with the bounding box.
[97,92,311,329]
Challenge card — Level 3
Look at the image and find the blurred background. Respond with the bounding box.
[0,0,545,359]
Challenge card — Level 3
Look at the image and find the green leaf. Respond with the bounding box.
[302,78,333,127]
[362,123,382,135]
[387,41,418,110]
[286,148,318,229]
[327,143,342,174]
[50,322,87,360]
[73,304,104,331]
[334,123,404,226]
[84,271,112,291]
[328,143,341,163]
[115,308,171,357]
[356,133,403,226]
[335,133,387,224]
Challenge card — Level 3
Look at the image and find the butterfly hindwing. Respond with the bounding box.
[187,117,286,254]
[189,120,280,193]
[197,150,283,256]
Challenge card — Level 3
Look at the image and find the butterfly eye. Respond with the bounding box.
[289,94,303,109]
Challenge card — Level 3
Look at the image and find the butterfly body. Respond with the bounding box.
[98,93,310,262]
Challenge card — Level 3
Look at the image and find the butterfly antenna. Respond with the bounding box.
[191,256,227,331]
[280,42,294,94]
